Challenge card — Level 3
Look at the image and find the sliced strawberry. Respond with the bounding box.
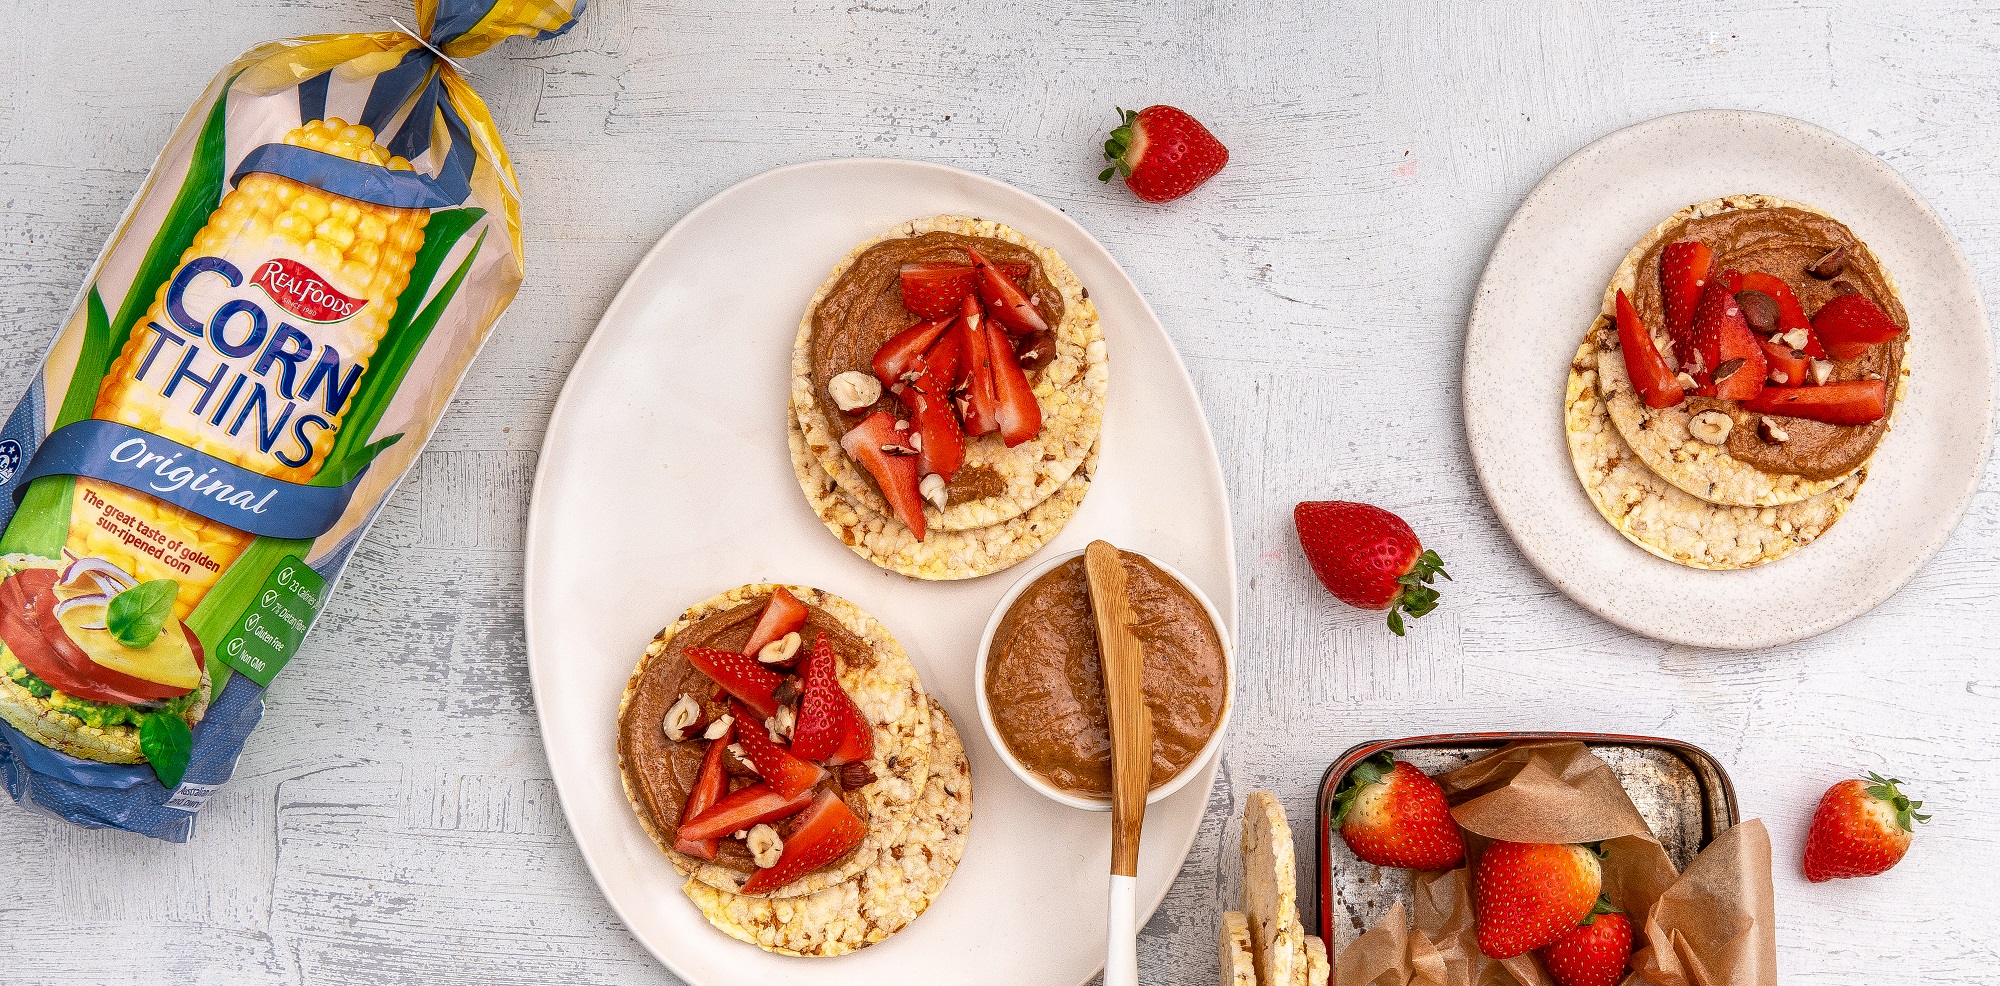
[1712,290,1768,402]
[1687,269,1748,390]
[907,370,966,479]
[1761,340,1810,387]
[731,700,827,798]
[1740,270,1825,358]
[685,647,783,718]
[1812,293,1903,362]
[870,317,955,390]
[957,295,1000,435]
[791,634,876,766]
[966,246,1049,335]
[741,587,808,659]
[674,721,734,859]
[740,790,868,895]
[986,318,1043,446]
[840,411,927,539]
[1741,379,1887,425]
[898,263,977,319]
[998,260,1031,283]
[919,327,963,389]
[1658,240,1714,362]
[1613,289,1683,409]
[677,781,816,843]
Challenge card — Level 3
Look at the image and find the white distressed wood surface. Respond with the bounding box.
[3,1,1997,982]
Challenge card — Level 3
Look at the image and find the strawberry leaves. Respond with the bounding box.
[1388,549,1450,636]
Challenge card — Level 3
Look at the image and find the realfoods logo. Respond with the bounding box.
[250,258,363,323]
[0,439,19,485]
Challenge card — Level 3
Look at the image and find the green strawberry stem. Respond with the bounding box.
[1386,549,1451,636]
[1099,107,1140,182]
[1863,772,1932,830]
[1331,751,1396,825]
[1578,894,1621,926]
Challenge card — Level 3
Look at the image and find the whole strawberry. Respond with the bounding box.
[1803,772,1929,882]
[1293,501,1449,635]
[1537,898,1632,986]
[1099,105,1228,203]
[1473,841,1603,959]
[1334,753,1465,870]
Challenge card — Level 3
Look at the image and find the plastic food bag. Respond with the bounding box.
[0,0,583,840]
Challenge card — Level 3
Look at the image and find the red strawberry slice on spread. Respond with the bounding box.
[907,369,966,480]
[1473,841,1604,959]
[840,412,927,539]
[1710,284,1769,402]
[1760,339,1810,387]
[998,261,1031,283]
[871,317,955,390]
[741,789,869,894]
[957,295,1001,436]
[1613,289,1684,409]
[1740,379,1887,425]
[731,699,827,798]
[966,246,1049,335]
[1293,501,1449,636]
[677,781,816,844]
[741,587,808,658]
[1812,293,1903,362]
[1687,269,1753,391]
[1738,271,1817,334]
[685,647,783,718]
[1537,900,1633,986]
[919,328,964,390]
[1658,239,1713,361]
[985,318,1043,447]
[898,263,977,320]
[1099,104,1229,203]
[673,719,734,859]
[1803,772,1929,882]
[790,634,875,766]
[1334,753,1466,870]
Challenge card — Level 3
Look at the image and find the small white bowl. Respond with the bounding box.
[973,547,1236,812]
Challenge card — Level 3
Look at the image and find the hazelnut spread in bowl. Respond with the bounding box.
[977,548,1232,807]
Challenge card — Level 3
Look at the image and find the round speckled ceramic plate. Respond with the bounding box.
[1466,110,1993,649]
[523,160,1236,984]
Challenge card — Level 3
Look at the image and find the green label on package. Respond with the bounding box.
[216,556,327,688]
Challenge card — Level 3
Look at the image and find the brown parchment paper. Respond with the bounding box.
[1331,741,1777,986]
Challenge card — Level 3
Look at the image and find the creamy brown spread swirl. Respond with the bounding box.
[984,552,1227,798]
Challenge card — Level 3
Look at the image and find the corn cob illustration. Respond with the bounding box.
[69,119,428,617]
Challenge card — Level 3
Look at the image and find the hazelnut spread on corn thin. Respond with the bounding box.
[618,594,875,875]
[809,231,1061,505]
[1629,206,1904,480]
[985,552,1226,798]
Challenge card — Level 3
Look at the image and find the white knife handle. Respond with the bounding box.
[1104,873,1140,986]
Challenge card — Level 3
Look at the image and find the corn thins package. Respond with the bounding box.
[0,0,582,839]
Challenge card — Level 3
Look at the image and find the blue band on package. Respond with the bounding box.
[232,142,456,210]
[12,420,367,540]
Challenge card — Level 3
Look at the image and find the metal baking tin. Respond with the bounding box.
[1313,732,1739,973]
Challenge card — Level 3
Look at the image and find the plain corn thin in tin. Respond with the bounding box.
[0,0,584,840]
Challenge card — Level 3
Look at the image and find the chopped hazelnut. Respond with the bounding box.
[1757,416,1789,444]
[746,824,784,868]
[920,473,948,510]
[1810,359,1835,386]
[704,714,734,741]
[662,693,705,742]
[827,371,881,412]
[1688,410,1734,445]
[757,631,801,665]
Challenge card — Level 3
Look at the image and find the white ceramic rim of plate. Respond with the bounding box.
[522,157,1238,985]
[971,546,1237,812]
[1464,108,1995,649]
